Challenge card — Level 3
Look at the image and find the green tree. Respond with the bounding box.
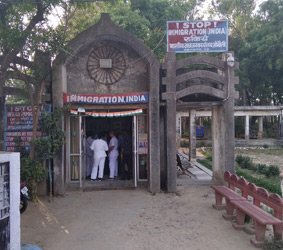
[0,0,64,149]
[238,0,283,105]
[57,0,203,60]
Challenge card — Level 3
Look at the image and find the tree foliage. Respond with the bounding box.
[210,0,283,105]
[57,0,204,60]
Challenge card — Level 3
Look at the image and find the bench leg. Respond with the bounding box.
[233,208,246,230]
[222,198,235,220]
[212,192,225,210]
[250,221,266,247]
[273,225,283,241]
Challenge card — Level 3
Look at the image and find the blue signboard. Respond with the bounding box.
[167,20,228,53]
[4,104,51,152]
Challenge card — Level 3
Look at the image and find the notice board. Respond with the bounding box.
[4,104,51,152]
[167,20,228,53]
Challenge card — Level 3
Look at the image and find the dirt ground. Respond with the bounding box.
[235,147,283,172]
[21,185,258,250]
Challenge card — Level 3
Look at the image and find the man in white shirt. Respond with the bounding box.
[90,132,109,181]
[108,131,119,180]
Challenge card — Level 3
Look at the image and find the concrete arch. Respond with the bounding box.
[176,70,225,87]
[176,85,225,100]
[175,55,226,70]
[66,14,159,69]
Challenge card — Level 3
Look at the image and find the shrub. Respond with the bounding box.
[242,156,253,169]
[235,155,244,165]
[21,158,48,199]
[257,164,267,174]
[269,165,280,177]
[236,155,280,177]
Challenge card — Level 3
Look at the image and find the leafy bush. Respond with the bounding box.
[257,164,267,173]
[269,165,280,177]
[21,158,48,199]
[235,155,244,165]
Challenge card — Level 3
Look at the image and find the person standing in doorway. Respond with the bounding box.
[120,130,132,180]
[85,133,94,178]
[90,132,109,181]
[108,131,119,180]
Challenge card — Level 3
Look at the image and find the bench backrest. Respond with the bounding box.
[224,171,283,219]
[246,182,283,219]
[224,171,248,197]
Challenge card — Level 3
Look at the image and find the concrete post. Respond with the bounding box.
[245,115,250,141]
[163,52,177,193]
[189,109,197,162]
[223,51,236,174]
[212,106,225,184]
[279,111,283,140]
[148,54,161,193]
[258,117,263,139]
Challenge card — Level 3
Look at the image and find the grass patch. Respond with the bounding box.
[197,158,281,196]
[197,159,212,170]
[236,167,281,195]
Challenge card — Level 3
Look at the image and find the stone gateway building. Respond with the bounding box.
[52,14,238,195]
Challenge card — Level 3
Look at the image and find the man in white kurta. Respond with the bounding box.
[108,131,119,179]
[90,132,108,180]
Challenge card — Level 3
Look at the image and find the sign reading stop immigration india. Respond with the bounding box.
[167,20,228,53]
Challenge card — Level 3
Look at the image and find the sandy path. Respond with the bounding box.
[21,186,256,250]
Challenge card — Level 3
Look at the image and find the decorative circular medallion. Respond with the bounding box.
[87,45,126,84]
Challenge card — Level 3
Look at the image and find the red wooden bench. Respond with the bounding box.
[211,171,248,219]
[232,183,283,247]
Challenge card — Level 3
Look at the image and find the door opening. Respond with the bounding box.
[68,111,148,187]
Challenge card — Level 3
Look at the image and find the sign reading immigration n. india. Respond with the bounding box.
[63,92,149,105]
[167,20,228,53]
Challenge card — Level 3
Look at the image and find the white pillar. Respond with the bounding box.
[245,115,250,141]
[258,117,263,139]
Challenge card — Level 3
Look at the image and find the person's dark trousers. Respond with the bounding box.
[121,154,132,179]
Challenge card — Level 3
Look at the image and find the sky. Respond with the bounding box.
[48,0,268,27]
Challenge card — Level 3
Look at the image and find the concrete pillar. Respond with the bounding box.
[258,117,263,139]
[245,115,250,141]
[162,52,177,193]
[148,54,161,193]
[189,109,197,162]
[160,106,167,190]
[212,106,225,184]
[279,111,283,140]
[223,51,236,174]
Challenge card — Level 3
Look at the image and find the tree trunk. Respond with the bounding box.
[29,81,45,160]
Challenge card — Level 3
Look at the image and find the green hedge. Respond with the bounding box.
[236,167,281,196]
[197,158,281,195]
[235,155,280,177]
